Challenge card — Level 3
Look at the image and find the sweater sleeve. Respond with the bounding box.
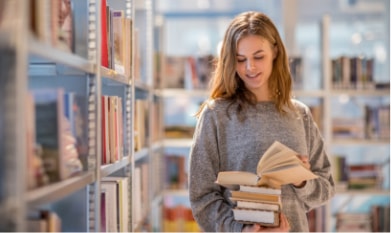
[189,106,244,232]
[293,105,335,211]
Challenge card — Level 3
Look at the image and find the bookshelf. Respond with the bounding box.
[0,0,161,231]
[320,15,390,232]
[159,57,210,231]
[294,14,389,232]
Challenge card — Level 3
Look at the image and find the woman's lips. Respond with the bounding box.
[246,73,260,79]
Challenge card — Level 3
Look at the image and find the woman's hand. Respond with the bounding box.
[242,212,290,232]
[292,155,311,187]
[297,155,310,170]
[242,223,262,232]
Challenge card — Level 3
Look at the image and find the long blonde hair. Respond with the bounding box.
[196,11,293,118]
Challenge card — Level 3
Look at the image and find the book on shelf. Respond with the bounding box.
[308,104,323,133]
[306,206,326,232]
[104,176,129,232]
[63,92,85,172]
[332,155,349,191]
[332,117,365,139]
[163,55,215,89]
[365,105,390,140]
[100,95,124,164]
[123,17,132,81]
[371,205,390,232]
[347,163,383,190]
[150,101,163,142]
[34,88,67,183]
[195,55,215,89]
[163,205,201,232]
[331,56,376,90]
[336,212,372,232]
[29,0,74,52]
[101,176,130,232]
[101,95,110,165]
[101,180,118,232]
[26,91,39,190]
[134,99,148,151]
[100,0,109,67]
[140,163,150,213]
[163,56,186,88]
[165,154,187,190]
[215,141,317,226]
[108,96,117,163]
[30,0,51,44]
[117,97,124,158]
[27,210,62,232]
[164,125,195,139]
[289,56,303,89]
[58,0,74,52]
[27,91,52,189]
[32,89,84,186]
[110,10,125,75]
[106,5,113,68]
[133,27,141,81]
[133,166,142,224]
[100,191,108,232]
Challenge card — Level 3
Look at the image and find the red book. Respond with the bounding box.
[101,0,109,67]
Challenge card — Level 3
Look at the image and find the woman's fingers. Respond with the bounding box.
[241,213,291,232]
[279,212,291,231]
[297,155,310,169]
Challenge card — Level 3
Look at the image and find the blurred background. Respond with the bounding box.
[156,0,390,232]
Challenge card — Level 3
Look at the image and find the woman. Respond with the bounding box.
[189,11,335,232]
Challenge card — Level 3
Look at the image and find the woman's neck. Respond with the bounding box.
[254,89,272,102]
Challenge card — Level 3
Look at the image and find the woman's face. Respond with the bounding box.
[235,35,276,101]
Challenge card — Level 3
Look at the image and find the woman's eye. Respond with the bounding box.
[237,59,246,63]
[255,56,264,60]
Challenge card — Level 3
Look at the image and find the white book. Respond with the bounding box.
[233,208,279,226]
[103,176,129,232]
[235,200,280,211]
[133,167,142,225]
[101,181,118,232]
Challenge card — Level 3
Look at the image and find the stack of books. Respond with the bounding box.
[230,185,282,226]
[215,141,318,226]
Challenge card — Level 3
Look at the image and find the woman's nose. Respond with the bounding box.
[246,60,255,71]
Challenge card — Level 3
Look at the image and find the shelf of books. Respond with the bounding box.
[132,0,168,231]
[321,15,390,232]
[162,190,201,232]
[294,14,390,232]
[0,0,163,231]
[1,0,100,231]
[156,50,213,231]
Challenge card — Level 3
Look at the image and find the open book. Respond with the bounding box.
[216,141,318,189]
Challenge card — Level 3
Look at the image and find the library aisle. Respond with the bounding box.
[0,0,389,232]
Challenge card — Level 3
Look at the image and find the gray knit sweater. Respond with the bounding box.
[189,99,335,232]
